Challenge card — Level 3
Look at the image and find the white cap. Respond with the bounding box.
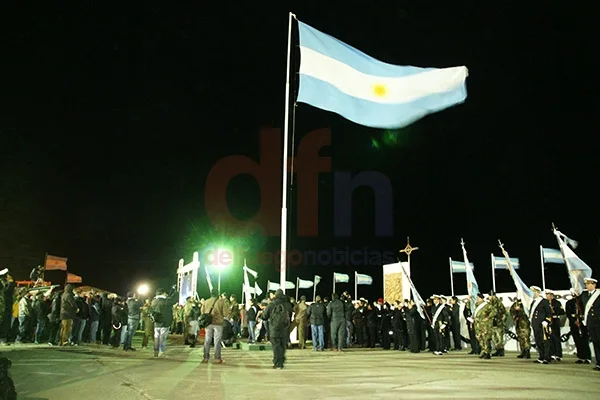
[545,289,554,295]
[584,278,597,284]
[530,285,541,292]
[0,268,8,276]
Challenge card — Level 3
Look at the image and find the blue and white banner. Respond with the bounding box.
[334,272,350,283]
[296,21,468,129]
[297,278,314,289]
[554,230,593,295]
[451,260,473,273]
[267,281,295,291]
[542,247,564,264]
[493,256,520,270]
[462,242,480,314]
[356,273,373,285]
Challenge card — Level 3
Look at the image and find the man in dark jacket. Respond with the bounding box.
[247,298,258,344]
[100,294,113,345]
[262,289,293,369]
[47,290,61,345]
[124,292,142,351]
[449,296,462,350]
[150,286,178,357]
[307,296,326,351]
[59,284,78,346]
[88,295,101,344]
[327,293,346,351]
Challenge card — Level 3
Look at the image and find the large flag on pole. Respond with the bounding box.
[493,257,520,270]
[356,273,373,285]
[542,248,564,264]
[66,273,82,283]
[498,243,533,310]
[296,21,468,129]
[451,260,473,273]
[553,229,593,295]
[268,281,295,291]
[399,262,426,320]
[333,273,349,283]
[461,239,480,314]
[297,278,314,289]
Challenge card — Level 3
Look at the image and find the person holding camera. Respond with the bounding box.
[150,285,178,357]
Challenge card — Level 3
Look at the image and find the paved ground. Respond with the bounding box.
[2,337,600,400]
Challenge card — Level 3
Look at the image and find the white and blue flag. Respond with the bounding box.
[554,230,593,295]
[356,273,373,285]
[461,241,480,314]
[542,247,564,264]
[493,257,520,270]
[296,21,468,129]
[451,260,473,273]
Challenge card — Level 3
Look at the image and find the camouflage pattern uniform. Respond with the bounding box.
[509,300,531,355]
[474,301,495,356]
[0,279,5,326]
[489,296,506,353]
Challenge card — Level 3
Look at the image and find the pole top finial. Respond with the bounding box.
[498,239,504,248]
[460,238,465,246]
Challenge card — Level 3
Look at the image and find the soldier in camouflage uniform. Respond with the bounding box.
[474,293,495,359]
[509,298,531,359]
[488,292,506,356]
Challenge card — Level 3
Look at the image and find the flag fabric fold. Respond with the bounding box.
[243,264,258,278]
[45,255,68,271]
[297,278,314,289]
[205,266,214,292]
[493,257,520,270]
[542,248,564,264]
[314,275,321,285]
[399,262,426,320]
[554,230,593,295]
[66,273,82,283]
[461,241,480,314]
[451,260,473,273]
[356,273,373,285]
[297,21,468,129]
[498,249,532,309]
[334,273,349,283]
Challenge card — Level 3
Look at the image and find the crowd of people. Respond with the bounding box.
[1,267,599,372]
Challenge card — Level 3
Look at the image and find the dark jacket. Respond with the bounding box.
[112,302,127,325]
[344,301,353,321]
[60,285,78,320]
[307,302,326,326]
[262,294,293,337]
[150,292,179,328]
[247,305,258,322]
[326,298,345,322]
[76,296,90,319]
[126,297,142,320]
[89,299,100,322]
[49,294,61,323]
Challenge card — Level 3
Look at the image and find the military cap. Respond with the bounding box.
[530,285,541,292]
[545,289,554,295]
[440,295,447,300]
[432,295,441,299]
[0,268,7,276]
[584,278,597,284]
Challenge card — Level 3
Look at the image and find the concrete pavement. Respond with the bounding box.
[2,338,600,400]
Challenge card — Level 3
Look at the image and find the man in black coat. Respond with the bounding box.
[529,286,552,364]
[449,296,462,350]
[565,290,591,364]
[262,289,293,369]
[326,293,346,351]
[582,277,600,371]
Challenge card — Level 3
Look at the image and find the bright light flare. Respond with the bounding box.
[137,284,149,295]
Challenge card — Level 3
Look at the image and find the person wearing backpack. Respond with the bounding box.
[200,290,226,364]
[262,289,293,369]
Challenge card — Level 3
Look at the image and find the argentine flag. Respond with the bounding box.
[461,241,480,314]
[334,272,350,283]
[451,260,473,273]
[356,273,373,285]
[297,278,314,289]
[297,21,468,129]
[542,247,564,264]
[493,257,520,270]
[554,231,593,295]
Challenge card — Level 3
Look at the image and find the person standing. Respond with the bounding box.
[150,286,178,357]
[406,300,421,353]
[449,296,462,350]
[201,290,226,364]
[529,286,552,364]
[463,296,479,354]
[291,296,308,349]
[509,298,531,359]
[545,290,565,361]
[326,293,346,351]
[262,289,293,369]
[306,296,325,351]
[582,277,600,371]
[488,292,506,357]
[140,299,154,349]
[565,290,591,364]
[474,293,494,360]
[247,299,258,344]
[59,284,78,346]
[125,292,142,351]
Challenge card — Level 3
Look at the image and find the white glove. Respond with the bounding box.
[441,324,447,329]
[467,317,474,323]
[542,321,548,327]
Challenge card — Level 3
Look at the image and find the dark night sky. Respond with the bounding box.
[1,2,599,299]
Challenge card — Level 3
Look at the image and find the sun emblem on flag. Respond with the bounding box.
[373,83,387,97]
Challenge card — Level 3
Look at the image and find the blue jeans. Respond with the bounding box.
[248,321,256,343]
[203,324,224,360]
[345,320,352,346]
[154,326,169,353]
[35,319,47,343]
[125,318,139,349]
[311,324,324,350]
[89,320,99,343]
[77,319,87,344]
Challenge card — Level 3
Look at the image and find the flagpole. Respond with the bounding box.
[354,271,358,301]
[539,245,546,291]
[296,277,299,301]
[491,253,496,293]
[267,280,270,293]
[279,11,295,293]
[333,272,335,294]
[449,258,454,297]
[313,276,317,301]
